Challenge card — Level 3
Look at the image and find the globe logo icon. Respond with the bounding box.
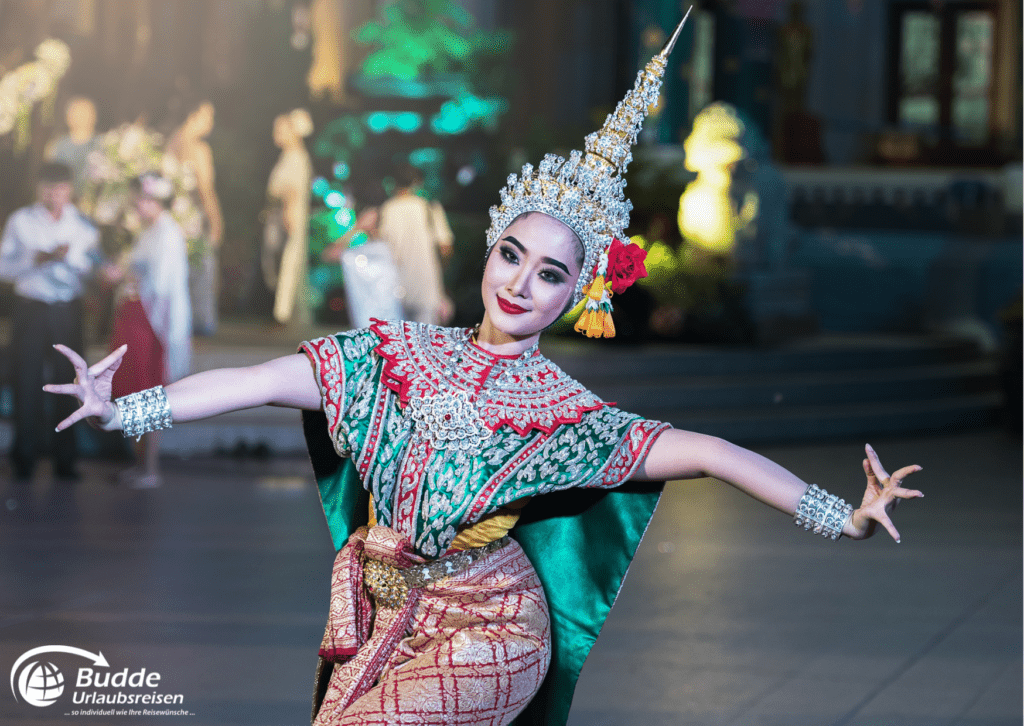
[17,661,64,707]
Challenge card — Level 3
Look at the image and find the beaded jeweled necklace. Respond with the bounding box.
[406,326,538,453]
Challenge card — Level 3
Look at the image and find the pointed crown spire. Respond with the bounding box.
[485,10,691,333]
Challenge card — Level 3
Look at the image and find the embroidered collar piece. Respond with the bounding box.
[371,319,607,443]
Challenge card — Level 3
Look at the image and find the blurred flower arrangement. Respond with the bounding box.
[0,39,72,153]
[80,123,205,259]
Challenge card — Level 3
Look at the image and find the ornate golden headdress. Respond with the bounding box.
[485,10,691,338]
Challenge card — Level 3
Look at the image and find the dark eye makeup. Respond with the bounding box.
[499,238,567,284]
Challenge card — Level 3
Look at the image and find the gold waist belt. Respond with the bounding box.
[363,536,510,609]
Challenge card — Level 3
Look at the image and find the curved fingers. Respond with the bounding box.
[889,464,923,486]
[872,510,902,543]
[55,407,91,432]
[864,444,890,482]
[42,383,81,396]
[53,344,88,375]
[862,458,880,487]
[88,344,127,377]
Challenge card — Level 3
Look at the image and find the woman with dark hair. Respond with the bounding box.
[45,17,921,726]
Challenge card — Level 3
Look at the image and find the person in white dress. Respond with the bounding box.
[105,173,192,488]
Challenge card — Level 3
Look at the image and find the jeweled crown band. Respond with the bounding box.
[116,385,172,440]
[794,483,853,541]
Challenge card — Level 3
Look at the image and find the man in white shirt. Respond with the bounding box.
[0,162,99,482]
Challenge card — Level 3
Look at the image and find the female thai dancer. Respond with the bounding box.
[44,16,922,726]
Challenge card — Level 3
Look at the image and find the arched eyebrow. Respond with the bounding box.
[502,235,571,275]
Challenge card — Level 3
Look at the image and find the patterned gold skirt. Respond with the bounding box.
[313,526,551,725]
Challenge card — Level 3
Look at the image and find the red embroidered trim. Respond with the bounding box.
[300,336,345,440]
[591,418,671,488]
[369,318,609,436]
[356,384,391,479]
[393,437,433,533]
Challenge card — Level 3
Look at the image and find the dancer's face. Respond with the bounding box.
[481,213,584,338]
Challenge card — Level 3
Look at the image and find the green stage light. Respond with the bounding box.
[394,112,422,132]
[431,108,467,135]
[311,177,331,197]
[365,111,391,133]
[334,208,355,226]
[408,147,444,166]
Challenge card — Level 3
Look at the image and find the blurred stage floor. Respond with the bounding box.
[0,428,1019,725]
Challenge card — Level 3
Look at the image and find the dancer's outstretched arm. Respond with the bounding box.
[634,428,923,542]
[44,344,321,433]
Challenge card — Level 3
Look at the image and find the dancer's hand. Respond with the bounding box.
[43,344,127,432]
[846,444,923,542]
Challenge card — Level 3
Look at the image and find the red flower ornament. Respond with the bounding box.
[605,237,648,294]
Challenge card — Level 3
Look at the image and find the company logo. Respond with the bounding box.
[10,645,188,716]
[18,661,63,707]
[11,646,108,707]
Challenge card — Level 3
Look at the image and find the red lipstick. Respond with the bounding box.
[497,296,528,315]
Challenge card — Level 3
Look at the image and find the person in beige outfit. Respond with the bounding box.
[265,109,314,326]
[376,165,454,325]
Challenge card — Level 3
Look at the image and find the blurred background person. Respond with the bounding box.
[167,100,223,337]
[319,203,378,265]
[377,164,454,325]
[263,108,313,327]
[0,161,98,483]
[105,173,191,489]
[44,96,100,199]
[321,205,405,328]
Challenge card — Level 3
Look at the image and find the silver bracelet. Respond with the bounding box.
[794,483,852,541]
[115,386,172,440]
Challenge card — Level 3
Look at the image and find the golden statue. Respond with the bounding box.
[678,103,758,257]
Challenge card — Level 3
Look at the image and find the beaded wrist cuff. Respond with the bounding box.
[116,386,172,440]
[794,483,853,541]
